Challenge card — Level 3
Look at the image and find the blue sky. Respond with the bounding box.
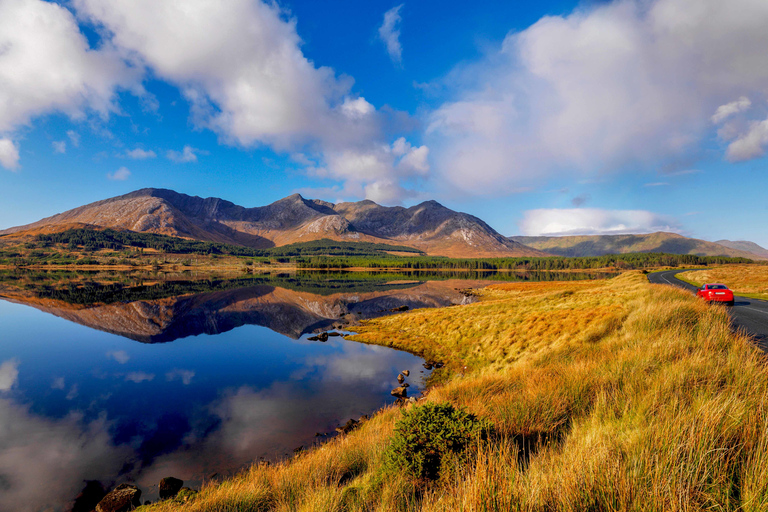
[1,0,767,247]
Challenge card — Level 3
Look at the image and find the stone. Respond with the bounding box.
[159,477,183,500]
[335,418,360,434]
[402,370,410,377]
[327,331,342,337]
[95,483,141,512]
[423,362,433,370]
[402,382,410,388]
[391,386,408,398]
[397,373,405,384]
[307,336,319,341]
[435,362,444,368]
[317,332,329,341]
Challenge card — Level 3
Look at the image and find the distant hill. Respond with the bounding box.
[715,240,768,259]
[510,232,764,260]
[0,188,545,258]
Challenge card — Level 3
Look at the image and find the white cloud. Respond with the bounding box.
[0,0,138,141]
[0,359,19,391]
[711,96,752,124]
[124,148,156,159]
[166,145,199,163]
[124,371,154,383]
[378,4,404,65]
[52,140,66,154]
[166,369,195,385]
[66,130,80,147]
[107,167,131,180]
[0,139,20,170]
[427,0,768,195]
[520,208,679,236]
[106,350,130,364]
[51,377,65,390]
[725,118,768,162]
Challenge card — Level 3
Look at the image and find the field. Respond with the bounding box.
[139,271,768,511]
[678,265,768,300]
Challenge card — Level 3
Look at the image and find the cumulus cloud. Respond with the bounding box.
[427,0,768,195]
[66,130,80,147]
[52,140,66,154]
[166,145,199,163]
[124,371,154,383]
[725,118,768,162]
[0,0,138,160]
[520,208,679,236]
[106,350,130,364]
[107,166,131,180]
[711,96,752,124]
[378,4,404,65]
[124,148,156,159]
[166,369,195,385]
[0,139,20,170]
[0,359,20,391]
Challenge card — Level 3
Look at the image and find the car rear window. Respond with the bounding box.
[708,284,727,290]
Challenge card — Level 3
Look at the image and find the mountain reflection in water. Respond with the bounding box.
[0,270,612,511]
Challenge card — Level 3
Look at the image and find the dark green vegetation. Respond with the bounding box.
[34,228,424,258]
[297,252,754,270]
[384,402,492,484]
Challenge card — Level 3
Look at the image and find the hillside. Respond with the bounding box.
[715,239,768,259]
[511,232,764,259]
[0,189,543,258]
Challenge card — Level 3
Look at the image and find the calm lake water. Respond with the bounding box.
[0,270,612,511]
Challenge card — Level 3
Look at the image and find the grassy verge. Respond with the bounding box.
[678,265,768,300]
[140,271,768,511]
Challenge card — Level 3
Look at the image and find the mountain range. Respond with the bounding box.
[2,188,766,260]
[511,232,767,260]
[0,188,542,258]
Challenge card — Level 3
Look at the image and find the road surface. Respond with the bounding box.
[648,269,768,348]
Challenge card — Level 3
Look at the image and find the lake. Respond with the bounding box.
[0,269,612,511]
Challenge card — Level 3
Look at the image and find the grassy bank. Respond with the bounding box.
[678,265,768,300]
[141,271,768,511]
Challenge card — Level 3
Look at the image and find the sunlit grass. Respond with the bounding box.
[141,271,768,512]
[678,265,768,300]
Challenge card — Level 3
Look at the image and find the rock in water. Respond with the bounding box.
[318,332,329,341]
[397,373,405,384]
[95,484,141,512]
[159,477,184,500]
[391,386,408,398]
[402,370,410,376]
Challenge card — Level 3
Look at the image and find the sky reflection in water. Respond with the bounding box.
[0,298,425,511]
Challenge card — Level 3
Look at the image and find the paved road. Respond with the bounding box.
[648,269,768,348]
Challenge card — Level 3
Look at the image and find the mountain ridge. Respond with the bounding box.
[0,188,544,258]
[511,232,765,260]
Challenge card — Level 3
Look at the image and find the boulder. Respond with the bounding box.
[307,336,319,341]
[327,331,342,337]
[423,362,433,370]
[402,382,410,388]
[391,387,408,398]
[159,477,183,500]
[397,373,405,384]
[95,484,141,512]
[402,370,410,377]
[317,332,329,341]
[335,418,360,434]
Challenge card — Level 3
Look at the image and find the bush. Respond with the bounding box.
[384,402,492,483]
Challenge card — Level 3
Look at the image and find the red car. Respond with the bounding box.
[696,283,734,306]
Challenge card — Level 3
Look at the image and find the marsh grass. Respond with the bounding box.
[141,271,768,511]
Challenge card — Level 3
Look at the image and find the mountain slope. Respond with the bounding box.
[0,188,544,258]
[715,240,768,259]
[511,232,763,259]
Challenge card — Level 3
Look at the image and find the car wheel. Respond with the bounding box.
[727,301,734,307]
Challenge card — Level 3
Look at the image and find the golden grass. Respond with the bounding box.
[140,271,768,512]
[678,265,768,299]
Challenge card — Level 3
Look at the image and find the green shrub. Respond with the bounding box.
[384,402,492,483]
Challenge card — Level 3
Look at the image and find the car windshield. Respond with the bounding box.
[708,284,727,290]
